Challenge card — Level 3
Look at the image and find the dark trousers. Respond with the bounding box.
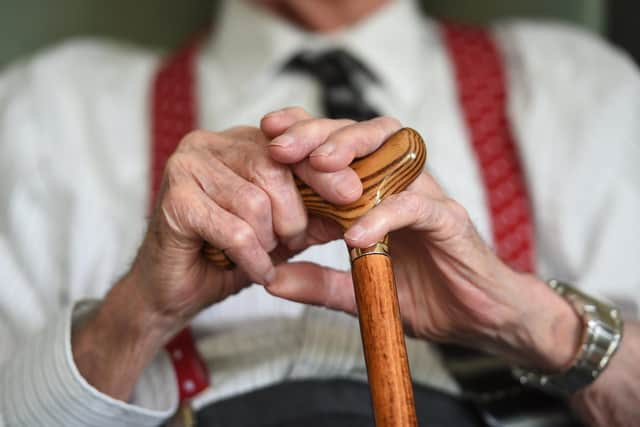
[196,379,487,427]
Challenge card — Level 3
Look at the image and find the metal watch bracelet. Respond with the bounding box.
[512,279,624,397]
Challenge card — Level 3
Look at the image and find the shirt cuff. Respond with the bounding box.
[2,300,178,427]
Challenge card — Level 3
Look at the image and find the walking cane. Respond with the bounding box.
[204,128,426,426]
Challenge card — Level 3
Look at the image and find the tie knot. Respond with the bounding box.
[284,49,380,121]
[286,49,377,87]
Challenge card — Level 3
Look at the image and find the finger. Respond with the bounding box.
[309,116,403,172]
[263,114,365,204]
[236,149,308,248]
[161,184,275,285]
[344,176,465,248]
[268,117,355,164]
[200,129,309,248]
[293,161,363,205]
[260,106,313,139]
[265,262,356,314]
[186,153,278,252]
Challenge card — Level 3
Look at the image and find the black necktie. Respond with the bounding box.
[285,49,380,121]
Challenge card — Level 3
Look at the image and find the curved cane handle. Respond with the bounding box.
[202,127,426,265]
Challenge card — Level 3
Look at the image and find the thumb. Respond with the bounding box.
[264,262,356,315]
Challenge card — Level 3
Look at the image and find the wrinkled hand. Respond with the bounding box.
[130,123,370,323]
[74,117,400,400]
[120,111,403,326]
[263,108,581,372]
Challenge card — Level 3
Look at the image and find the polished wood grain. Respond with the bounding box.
[352,253,418,427]
[202,127,426,426]
[298,127,426,230]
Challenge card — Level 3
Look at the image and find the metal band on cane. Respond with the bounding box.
[349,242,390,262]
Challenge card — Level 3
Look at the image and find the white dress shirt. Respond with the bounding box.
[1,0,639,425]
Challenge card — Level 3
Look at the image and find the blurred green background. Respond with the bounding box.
[0,0,632,68]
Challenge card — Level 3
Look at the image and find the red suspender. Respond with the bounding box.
[151,37,211,402]
[150,22,537,403]
[442,23,536,273]
[150,36,200,207]
[163,328,210,400]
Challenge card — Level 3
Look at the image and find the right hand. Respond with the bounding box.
[133,135,332,323]
[128,110,389,326]
[72,108,400,401]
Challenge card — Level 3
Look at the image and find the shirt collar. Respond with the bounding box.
[208,0,432,104]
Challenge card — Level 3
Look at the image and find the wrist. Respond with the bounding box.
[501,272,583,372]
[72,271,179,400]
[487,264,583,372]
[103,267,181,342]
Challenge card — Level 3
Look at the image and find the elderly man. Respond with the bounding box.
[0,0,639,426]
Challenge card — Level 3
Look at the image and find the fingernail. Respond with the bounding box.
[345,225,366,242]
[270,134,294,148]
[311,143,335,157]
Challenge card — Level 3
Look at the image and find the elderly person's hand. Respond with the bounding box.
[262,108,640,427]
[71,111,402,401]
[260,107,582,374]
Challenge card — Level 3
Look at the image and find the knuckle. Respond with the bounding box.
[225,125,257,140]
[165,152,194,174]
[395,192,423,217]
[181,129,239,157]
[445,198,470,222]
[288,118,321,137]
[180,129,210,149]
[227,224,257,250]
[252,161,291,188]
[444,198,473,235]
[240,186,271,217]
[164,153,204,186]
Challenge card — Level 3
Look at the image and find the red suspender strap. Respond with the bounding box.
[163,328,210,400]
[442,23,536,273]
[151,36,211,402]
[151,36,200,207]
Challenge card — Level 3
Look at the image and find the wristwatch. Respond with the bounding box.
[512,279,624,397]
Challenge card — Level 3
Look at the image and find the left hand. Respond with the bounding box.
[260,107,582,372]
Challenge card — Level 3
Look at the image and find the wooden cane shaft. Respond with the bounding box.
[351,252,417,427]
